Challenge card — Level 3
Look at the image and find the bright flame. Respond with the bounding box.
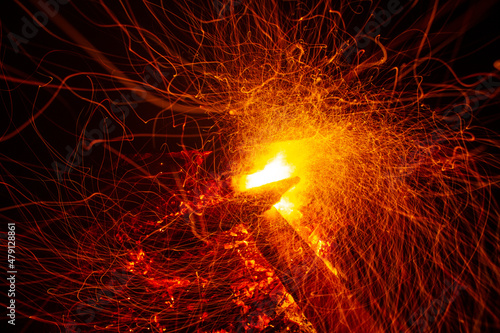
[274,195,294,213]
[273,191,303,220]
[243,153,293,189]
[238,152,301,219]
[236,140,313,221]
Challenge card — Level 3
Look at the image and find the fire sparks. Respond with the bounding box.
[2,0,499,332]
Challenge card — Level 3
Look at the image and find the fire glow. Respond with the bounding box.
[235,140,315,220]
[239,152,299,217]
[243,153,293,189]
[3,1,499,332]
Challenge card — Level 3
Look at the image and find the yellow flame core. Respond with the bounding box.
[243,153,293,189]
[239,152,299,218]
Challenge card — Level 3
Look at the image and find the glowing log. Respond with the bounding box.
[195,175,378,331]
[194,176,301,234]
[241,179,378,332]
